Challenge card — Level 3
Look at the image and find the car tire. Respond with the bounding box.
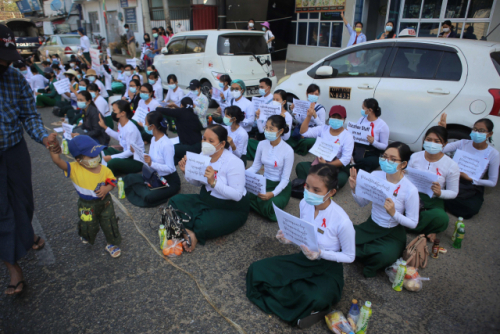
[201,81,217,108]
[448,127,470,142]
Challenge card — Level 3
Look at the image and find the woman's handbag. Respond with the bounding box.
[403,234,429,269]
[142,164,168,189]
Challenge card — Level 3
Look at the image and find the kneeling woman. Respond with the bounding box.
[123,111,181,207]
[247,164,355,327]
[223,106,249,165]
[170,124,250,252]
[350,142,419,278]
[246,115,293,222]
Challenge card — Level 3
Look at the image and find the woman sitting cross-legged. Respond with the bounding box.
[71,91,110,145]
[222,106,249,166]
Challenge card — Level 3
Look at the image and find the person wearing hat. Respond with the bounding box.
[78,27,91,63]
[227,79,254,135]
[295,105,354,190]
[188,79,208,128]
[51,69,80,117]
[0,24,60,295]
[85,69,109,99]
[48,134,122,258]
[261,22,275,52]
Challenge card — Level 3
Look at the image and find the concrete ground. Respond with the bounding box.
[1,61,500,334]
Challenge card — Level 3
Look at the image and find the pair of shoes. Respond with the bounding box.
[297,310,329,329]
[5,281,26,295]
[32,236,45,251]
[105,244,121,258]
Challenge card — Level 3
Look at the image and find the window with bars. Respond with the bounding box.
[88,12,99,34]
[291,12,344,48]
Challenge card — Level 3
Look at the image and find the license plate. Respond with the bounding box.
[247,85,259,95]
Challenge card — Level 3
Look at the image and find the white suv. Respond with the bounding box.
[276,38,500,151]
[154,30,277,106]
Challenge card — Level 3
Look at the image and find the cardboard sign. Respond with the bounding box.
[62,122,74,140]
[53,78,71,95]
[258,104,281,121]
[244,171,266,196]
[131,107,148,125]
[453,149,488,180]
[308,136,339,162]
[347,121,371,145]
[185,152,211,183]
[355,169,393,206]
[406,167,439,198]
[274,204,319,252]
[292,98,310,119]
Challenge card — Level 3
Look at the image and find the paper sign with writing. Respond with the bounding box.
[126,58,137,68]
[292,98,310,119]
[258,104,281,121]
[347,121,371,145]
[252,97,265,113]
[62,122,74,140]
[169,137,180,145]
[406,167,439,198]
[308,136,340,161]
[53,127,63,133]
[453,149,488,180]
[53,78,71,95]
[89,48,100,68]
[131,107,149,124]
[355,169,393,206]
[106,48,111,58]
[274,204,319,252]
[211,86,220,100]
[130,143,146,164]
[186,152,211,183]
[244,171,266,196]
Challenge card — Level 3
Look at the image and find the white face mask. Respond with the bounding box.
[443,27,450,32]
[124,71,131,77]
[79,155,101,169]
[249,23,254,27]
[201,141,221,156]
[231,90,242,99]
[272,100,282,107]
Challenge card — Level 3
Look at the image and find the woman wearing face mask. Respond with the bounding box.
[35,71,60,108]
[122,78,141,111]
[88,83,112,129]
[188,79,208,128]
[158,97,203,164]
[439,20,458,38]
[261,22,275,52]
[406,126,459,242]
[349,142,418,278]
[296,105,354,190]
[228,79,255,133]
[123,111,181,207]
[350,98,389,173]
[377,21,396,39]
[134,83,160,144]
[210,74,232,123]
[143,33,152,67]
[148,73,163,102]
[85,69,109,99]
[246,115,293,221]
[146,65,161,84]
[222,106,249,165]
[247,164,355,327]
[66,79,90,125]
[52,70,79,117]
[288,84,326,156]
[72,91,110,145]
[163,74,185,132]
[171,124,250,252]
[341,11,366,47]
[98,100,145,175]
[247,19,256,30]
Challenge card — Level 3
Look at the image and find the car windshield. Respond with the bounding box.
[60,36,81,45]
[217,35,269,56]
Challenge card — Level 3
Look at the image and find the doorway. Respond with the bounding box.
[106,11,121,44]
[362,0,388,40]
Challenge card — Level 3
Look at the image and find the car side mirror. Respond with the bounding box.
[316,65,337,77]
[161,47,168,55]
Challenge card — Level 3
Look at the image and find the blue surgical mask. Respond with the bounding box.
[146,71,152,76]
[88,76,95,83]
[144,125,153,135]
[153,33,158,38]
[262,27,266,31]
[140,93,150,100]
[304,189,329,206]
[307,94,319,103]
[21,70,27,75]
[470,131,487,144]
[386,25,393,32]
[259,88,266,96]
[379,158,399,174]
[77,74,81,79]
[129,87,137,93]
[329,118,344,130]
[90,92,96,99]
[264,130,278,142]
[79,86,86,91]
[77,101,87,109]
[223,116,233,126]
[168,84,176,90]
[118,70,123,74]
[219,82,224,89]
[125,28,129,32]
[52,60,59,64]
[423,141,443,154]
[361,109,368,117]
[148,79,155,85]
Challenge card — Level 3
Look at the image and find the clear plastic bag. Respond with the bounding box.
[385,259,430,292]
[325,310,355,334]
[403,276,430,292]
[162,238,183,258]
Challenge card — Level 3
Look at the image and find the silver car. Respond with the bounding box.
[38,34,99,64]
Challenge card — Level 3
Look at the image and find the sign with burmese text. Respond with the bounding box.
[274,204,319,252]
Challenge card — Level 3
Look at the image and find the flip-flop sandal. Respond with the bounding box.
[5,281,26,295]
[80,237,89,244]
[439,247,447,254]
[32,236,45,251]
[105,245,121,258]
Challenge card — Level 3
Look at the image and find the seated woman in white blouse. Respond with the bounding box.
[123,111,181,207]
[296,105,354,190]
[247,164,355,328]
[406,126,460,242]
[246,115,294,222]
[171,124,250,252]
[222,106,249,166]
[350,142,419,278]
[88,83,113,129]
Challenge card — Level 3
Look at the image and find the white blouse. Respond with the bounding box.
[137,98,161,114]
[215,86,231,111]
[247,139,294,197]
[229,97,254,132]
[352,171,419,229]
[408,151,460,199]
[443,139,499,188]
[224,125,249,158]
[299,199,355,263]
[95,79,108,98]
[163,87,185,106]
[105,120,144,160]
[257,111,293,141]
[302,125,354,166]
[101,65,112,90]
[148,135,176,176]
[94,95,110,117]
[355,116,389,151]
[153,81,163,102]
[186,150,247,201]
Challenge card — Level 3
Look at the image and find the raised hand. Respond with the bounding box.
[438,113,447,128]
[349,167,358,191]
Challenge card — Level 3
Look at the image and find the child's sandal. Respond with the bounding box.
[81,237,88,244]
[105,245,121,258]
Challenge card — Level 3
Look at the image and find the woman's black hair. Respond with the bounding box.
[132,75,141,82]
[386,21,396,38]
[148,64,157,71]
[274,89,287,110]
[129,79,141,91]
[424,126,449,144]
[363,98,381,117]
[180,97,194,108]
[475,118,494,143]
[443,20,453,29]
[167,74,177,83]
[87,83,100,92]
[306,83,320,95]
[224,106,245,124]
[309,163,339,191]
[267,115,289,135]
[144,33,151,41]
[141,83,154,94]
[355,21,364,28]
[146,111,168,134]
[148,71,159,79]
[385,141,411,169]
[207,124,230,149]
[78,91,97,109]
[80,63,88,71]
[112,100,134,119]
[219,74,232,86]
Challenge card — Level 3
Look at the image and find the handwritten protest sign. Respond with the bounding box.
[252,97,265,113]
[258,104,281,121]
[130,143,146,164]
[62,122,74,140]
[131,107,149,124]
[309,137,339,161]
[244,171,266,196]
[355,169,393,206]
[186,152,211,183]
[292,98,310,119]
[126,58,137,68]
[211,86,220,100]
[89,48,100,69]
[453,149,488,180]
[274,204,319,252]
[406,167,438,198]
[53,78,71,95]
[347,121,371,145]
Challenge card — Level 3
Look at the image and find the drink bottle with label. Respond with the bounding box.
[158,225,166,250]
[451,217,464,242]
[118,177,125,199]
[347,299,360,330]
[356,301,372,334]
[453,223,465,249]
[62,139,69,155]
[392,260,407,291]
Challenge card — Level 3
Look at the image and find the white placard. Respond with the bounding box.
[126,58,137,68]
[106,48,111,58]
[308,136,340,162]
[91,65,101,76]
[355,169,393,206]
[169,137,180,145]
[130,143,145,164]
[252,97,265,113]
[244,171,266,196]
[292,98,310,119]
[62,123,74,140]
[453,149,488,180]
[406,167,439,198]
[347,121,371,145]
[185,152,211,183]
[273,204,319,252]
[89,48,100,69]
[211,86,220,100]
[131,107,149,125]
[258,104,281,121]
[53,127,63,133]
[53,78,71,95]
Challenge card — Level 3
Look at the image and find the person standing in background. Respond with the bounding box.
[247,19,256,30]
[124,24,136,58]
[78,27,91,63]
[377,21,396,39]
[151,27,165,56]
[261,22,275,52]
[439,20,458,38]
[341,11,366,46]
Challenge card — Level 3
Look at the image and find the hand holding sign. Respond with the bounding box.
[132,107,149,125]
[309,137,339,162]
[245,171,266,196]
[62,122,75,140]
[274,204,319,252]
[355,169,393,206]
[406,167,438,198]
[258,104,281,121]
[292,98,310,119]
[126,58,137,68]
[453,149,488,181]
[347,122,371,145]
[130,143,146,164]
[53,78,71,95]
[252,97,265,113]
[185,152,211,183]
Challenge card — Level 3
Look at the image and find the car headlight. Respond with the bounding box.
[278,75,291,85]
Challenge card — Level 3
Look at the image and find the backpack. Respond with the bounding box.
[402,234,429,269]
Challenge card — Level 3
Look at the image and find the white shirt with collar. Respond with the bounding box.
[230,96,254,132]
[29,73,49,92]
[94,79,109,98]
[224,124,248,158]
[152,81,163,102]
[80,35,90,52]
[148,135,176,176]
[105,120,144,160]
[94,95,110,117]
[214,86,231,112]
[55,70,66,81]
[302,125,354,166]
[355,116,389,151]
[137,98,161,114]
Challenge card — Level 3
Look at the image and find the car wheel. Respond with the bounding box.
[201,81,217,108]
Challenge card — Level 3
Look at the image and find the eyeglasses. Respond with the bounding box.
[472,128,489,133]
[380,155,401,164]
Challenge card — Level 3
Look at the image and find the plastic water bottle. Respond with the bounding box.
[392,260,407,291]
[451,217,464,242]
[158,225,166,250]
[453,223,465,249]
[347,299,360,329]
[356,301,372,334]
[118,177,125,199]
[62,139,69,155]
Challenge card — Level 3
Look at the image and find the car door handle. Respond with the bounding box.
[427,89,450,95]
[357,84,374,89]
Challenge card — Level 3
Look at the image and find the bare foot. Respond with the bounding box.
[182,229,198,253]
[3,262,24,295]
[32,234,45,250]
[427,233,437,243]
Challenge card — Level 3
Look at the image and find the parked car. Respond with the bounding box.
[276,38,500,151]
[154,29,277,106]
[0,18,42,60]
[38,34,99,64]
